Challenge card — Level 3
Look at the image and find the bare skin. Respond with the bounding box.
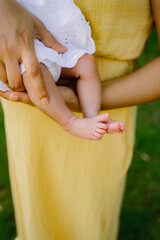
[21,60,126,140]
[61,53,102,118]
[0,0,66,103]
[101,57,160,110]
[1,0,160,135]
[56,57,160,111]
[3,56,160,112]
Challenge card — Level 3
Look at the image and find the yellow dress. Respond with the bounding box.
[1,0,153,240]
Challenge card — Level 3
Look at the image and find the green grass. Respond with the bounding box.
[0,104,16,239]
[0,28,160,240]
[119,101,160,240]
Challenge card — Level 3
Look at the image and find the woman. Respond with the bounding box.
[0,0,156,239]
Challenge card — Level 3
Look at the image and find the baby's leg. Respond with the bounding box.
[61,54,127,134]
[23,63,123,140]
[64,53,101,118]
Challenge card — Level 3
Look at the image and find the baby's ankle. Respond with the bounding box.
[83,111,99,118]
[62,114,78,133]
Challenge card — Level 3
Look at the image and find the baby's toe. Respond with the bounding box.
[95,127,106,135]
[106,129,116,134]
[96,122,108,130]
[97,113,109,123]
[109,122,120,131]
[119,122,127,131]
[118,130,123,135]
[93,131,103,140]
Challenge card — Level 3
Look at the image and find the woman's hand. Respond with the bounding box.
[0,84,81,112]
[0,0,66,103]
[0,90,33,105]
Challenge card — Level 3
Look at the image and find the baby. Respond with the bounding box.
[0,0,126,140]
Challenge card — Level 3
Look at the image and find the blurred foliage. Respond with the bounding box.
[0,104,16,239]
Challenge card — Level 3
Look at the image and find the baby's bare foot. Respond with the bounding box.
[106,119,127,135]
[64,113,109,140]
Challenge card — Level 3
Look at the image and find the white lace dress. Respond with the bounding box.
[0,0,95,91]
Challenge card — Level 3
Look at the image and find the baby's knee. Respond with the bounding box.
[79,53,96,66]
[77,53,98,78]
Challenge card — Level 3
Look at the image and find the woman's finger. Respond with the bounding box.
[10,91,33,105]
[0,90,33,105]
[0,90,14,100]
[22,44,49,104]
[35,21,67,53]
[5,58,25,91]
[0,61,7,84]
[0,34,24,91]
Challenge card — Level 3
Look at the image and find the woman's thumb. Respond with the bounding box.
[35,22,67,53]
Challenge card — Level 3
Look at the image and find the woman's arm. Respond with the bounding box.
[1,55,160,112]
[1,55,160,111]
[101,56,160,110]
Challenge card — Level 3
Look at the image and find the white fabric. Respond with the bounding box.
[0,0,95,91]
[0,81,10,91]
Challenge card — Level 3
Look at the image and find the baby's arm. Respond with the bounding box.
[101,57,160,110]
